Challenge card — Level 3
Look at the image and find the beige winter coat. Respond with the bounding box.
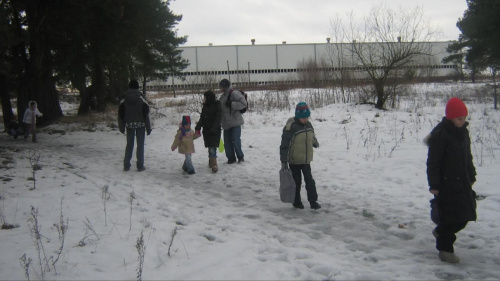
[171,124,200,154]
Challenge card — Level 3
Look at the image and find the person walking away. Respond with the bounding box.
[171,116,200,175]
[118,79,152,172]
[280,102,321,210]
[425,97,477,264]
[22,101,43,142]
[7,115,24,139]
[194,90,222,173]
[218,79,247,164]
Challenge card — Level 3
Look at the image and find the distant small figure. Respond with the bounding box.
[171,116,200,175]
[22,101,43,142]
[118,79,152,172]
[280,102,321,210]
[194,90,222,173]
[425,97,477,264]
[7,115,24,139]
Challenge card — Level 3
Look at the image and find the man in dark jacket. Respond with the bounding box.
[118,80,152,171]
[426,97,477,264]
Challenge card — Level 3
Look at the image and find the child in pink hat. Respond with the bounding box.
[171,116,200,175]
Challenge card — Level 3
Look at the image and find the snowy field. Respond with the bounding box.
[0,83,499,280]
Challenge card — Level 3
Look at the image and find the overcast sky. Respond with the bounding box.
[169,0,468,46]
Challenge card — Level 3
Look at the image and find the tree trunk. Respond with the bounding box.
[142,75,147,97]
[78,85,94,115]
[0,74,15,131]
[108,69,127,102]
[70,54,88,107]
[38,69,63,126]
[78,57,106,114]
[14,0,62,126]
[17,1,41,121]
[94,61,107,112]
[375,80,386,109]
[493,69,498,110]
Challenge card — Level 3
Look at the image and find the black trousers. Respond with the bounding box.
[435,221,468,253]
[290,164,318,204]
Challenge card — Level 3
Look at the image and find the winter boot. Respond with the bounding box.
[438,251,460,264]
[293,202,304,209]
[310,201,322,210]
[210,158,218,173]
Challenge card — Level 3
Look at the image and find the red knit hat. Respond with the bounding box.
[445,97,468,120]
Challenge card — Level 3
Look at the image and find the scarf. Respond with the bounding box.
[179,127,191,140]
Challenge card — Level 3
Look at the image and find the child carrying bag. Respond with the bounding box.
[279,168,295,203]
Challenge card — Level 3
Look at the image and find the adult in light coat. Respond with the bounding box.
[218,79,247,164]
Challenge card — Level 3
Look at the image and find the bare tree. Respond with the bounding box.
[296,58,322,88]
[328,15,356,103]
[338,4,439,109]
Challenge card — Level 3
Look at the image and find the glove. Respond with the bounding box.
[313,143,319,148]
[147,129,152,135]
[429,186,440,195]
[281,161,289,171]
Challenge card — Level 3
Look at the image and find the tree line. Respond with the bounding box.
[0,0,188,128]
[443,0,499,108]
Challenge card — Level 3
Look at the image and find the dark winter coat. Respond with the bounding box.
[7,120,23,137]
[280,117,319,164]
[118,89,151,134]
[426,117,477,224]
[195,99,222,148]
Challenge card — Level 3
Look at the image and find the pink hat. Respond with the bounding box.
[445,97,468,120]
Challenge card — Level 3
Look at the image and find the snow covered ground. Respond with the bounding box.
[1,83,499,280]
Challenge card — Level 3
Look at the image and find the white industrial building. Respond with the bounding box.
[147,40,457,90]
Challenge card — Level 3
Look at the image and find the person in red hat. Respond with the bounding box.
[425,97,477,264]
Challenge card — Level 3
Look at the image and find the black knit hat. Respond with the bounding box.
[204,90,216,103]
[129,79,139,89]
[219,79,230,88]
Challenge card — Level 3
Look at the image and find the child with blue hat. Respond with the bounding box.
[279,102,321,210]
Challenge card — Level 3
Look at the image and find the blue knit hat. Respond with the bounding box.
[295,102,310,118]
[182,115,191,125]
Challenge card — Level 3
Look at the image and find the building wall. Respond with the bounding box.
[148,41,457,90]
